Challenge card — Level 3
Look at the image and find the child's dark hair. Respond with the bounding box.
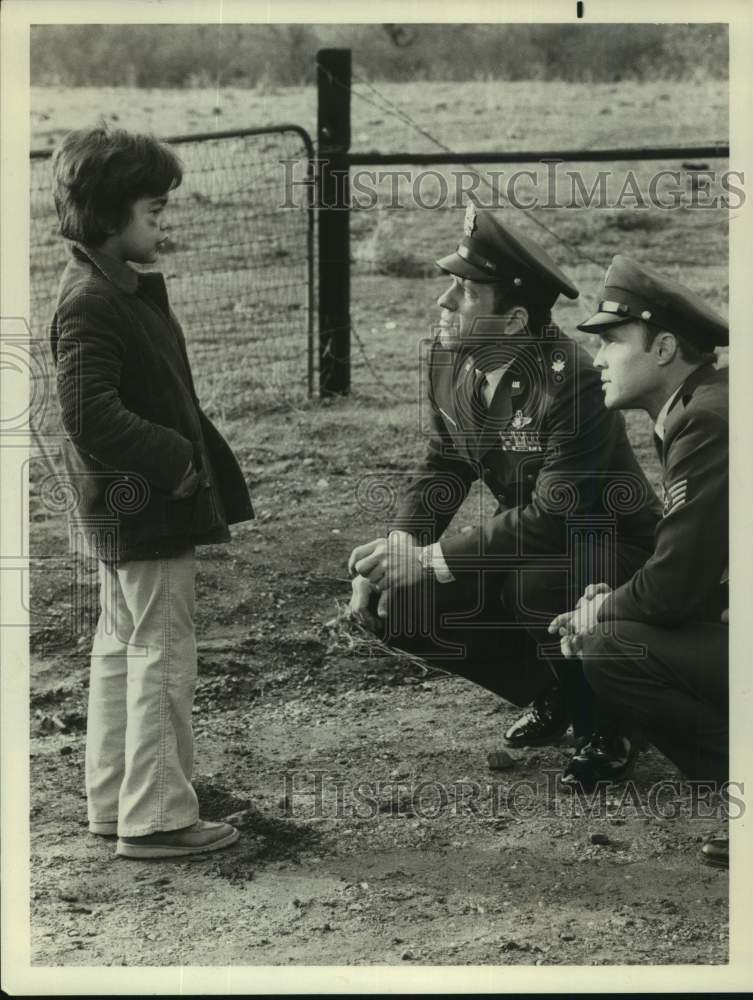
[52,126,183,247]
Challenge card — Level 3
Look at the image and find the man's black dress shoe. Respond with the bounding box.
[700,836,729,869]
[561,732,640,789]
[504,688,571,748]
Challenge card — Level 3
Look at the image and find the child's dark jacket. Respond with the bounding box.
[51,243,254,562]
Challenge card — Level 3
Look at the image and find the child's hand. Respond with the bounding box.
[170,459,200,499]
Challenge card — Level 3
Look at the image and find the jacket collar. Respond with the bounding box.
[654,383,684,441]
[70,242,141,294]
[671,360,718,413]
[659,361,719,440]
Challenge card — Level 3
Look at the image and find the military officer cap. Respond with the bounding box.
[577,254,728,348]
[436,200,579,304]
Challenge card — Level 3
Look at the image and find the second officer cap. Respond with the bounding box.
[436,200,579,304]
[577,254,728,348]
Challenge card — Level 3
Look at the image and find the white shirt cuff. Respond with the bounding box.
[426,541,454,583]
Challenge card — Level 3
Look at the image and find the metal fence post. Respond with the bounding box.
[317,48,351,397]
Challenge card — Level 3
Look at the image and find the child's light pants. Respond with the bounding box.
[85,548,200,837]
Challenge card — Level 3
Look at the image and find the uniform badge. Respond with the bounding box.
[662,478,687,516]
[501,430,542,452]
[464,202,477,237]
[512,409,532,430]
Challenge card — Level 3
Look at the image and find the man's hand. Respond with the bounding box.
[349,532,424,591]
[547,607,594,659]
[170,459,200,499]
[548,583,612,658]
[348,574,389,631]
[576,582,612,608]
[348,537,386,578]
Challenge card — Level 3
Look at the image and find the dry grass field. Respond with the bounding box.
[27,79,730,968]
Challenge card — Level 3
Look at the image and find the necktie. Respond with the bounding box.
[472,370,489,412]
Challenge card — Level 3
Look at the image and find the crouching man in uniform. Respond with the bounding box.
[549,255,729,867]
[348,205,661,763]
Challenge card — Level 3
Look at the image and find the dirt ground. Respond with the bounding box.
[25,78,729,969]
[28,391,729,969]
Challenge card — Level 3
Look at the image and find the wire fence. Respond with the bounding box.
[28,83,729,417]
[337,72,729,401]
[345,72,729,274]
[30,126,314,424]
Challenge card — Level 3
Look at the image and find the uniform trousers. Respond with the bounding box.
[382,540,652,738]
[580,620,728,784]
[86,548,200,837]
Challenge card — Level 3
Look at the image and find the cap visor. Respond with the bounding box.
[576,311,631,333]
[435,251,498,283]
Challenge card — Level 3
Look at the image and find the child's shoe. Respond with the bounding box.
[116,819,239,859]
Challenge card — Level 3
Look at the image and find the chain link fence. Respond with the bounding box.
[30,125,314,423]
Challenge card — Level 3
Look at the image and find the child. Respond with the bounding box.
[50,126,254,859]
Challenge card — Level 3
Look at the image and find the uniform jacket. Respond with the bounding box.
[391,328,661,576]
[598,363,728,625]
[50,243,254,563]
